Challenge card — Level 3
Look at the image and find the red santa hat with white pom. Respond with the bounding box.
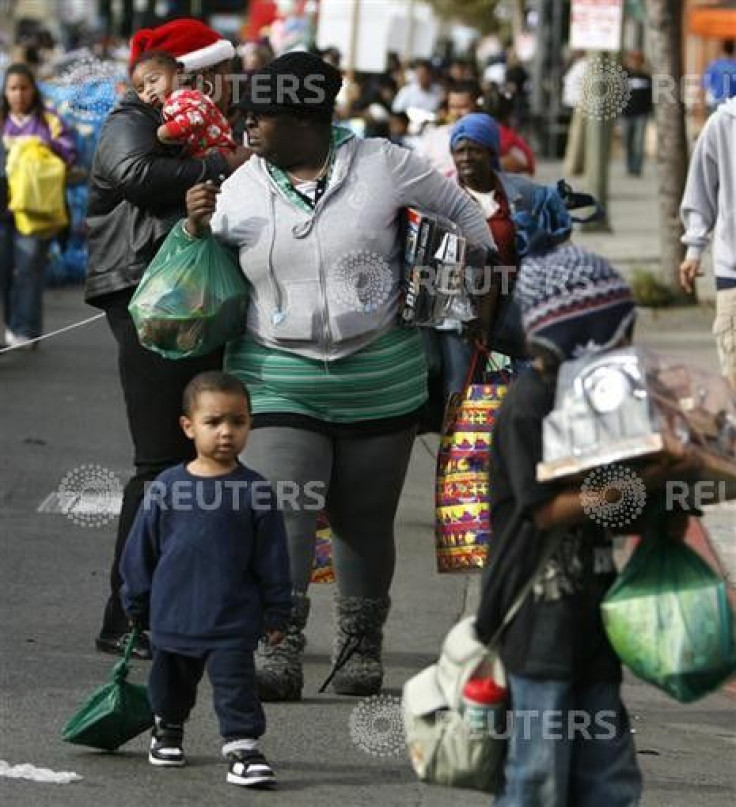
[129,17,235,72]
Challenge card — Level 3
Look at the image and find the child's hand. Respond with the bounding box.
[265,629,285,646]
[157,123,181,146]
[639,450,701,490]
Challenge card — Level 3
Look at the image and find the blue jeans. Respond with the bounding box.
[438,330,474,399]
[621,116,648,177]
[495,675,641,807]
[0,222,50,339]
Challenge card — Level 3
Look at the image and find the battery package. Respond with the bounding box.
[400,208,481,328]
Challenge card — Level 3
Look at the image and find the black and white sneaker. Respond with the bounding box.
[226,750,276,788]
[149,720,185,767]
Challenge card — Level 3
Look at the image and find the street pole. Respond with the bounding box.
[530,0,548,155]
[530,0,566,158]
[404,0,416,66]
[347,0,361,84]
[512,0,525,43]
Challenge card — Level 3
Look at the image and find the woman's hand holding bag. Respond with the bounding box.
[185,180,221,237]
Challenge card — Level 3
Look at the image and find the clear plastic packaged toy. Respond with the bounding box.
[537,347,736,498]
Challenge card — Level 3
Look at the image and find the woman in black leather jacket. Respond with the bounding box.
[85,19,249,658]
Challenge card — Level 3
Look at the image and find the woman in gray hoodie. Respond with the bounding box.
[185,52,496,701]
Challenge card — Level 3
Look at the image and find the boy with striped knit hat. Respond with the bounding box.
[475,245,644,806]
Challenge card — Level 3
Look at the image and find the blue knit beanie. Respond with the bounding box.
[514,244,636,361]
[450,113,501,170]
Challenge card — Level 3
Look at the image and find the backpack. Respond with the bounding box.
[512,180,603,259]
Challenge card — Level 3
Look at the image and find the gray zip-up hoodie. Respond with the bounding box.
[211,131,496,361]
[681,97,736,290]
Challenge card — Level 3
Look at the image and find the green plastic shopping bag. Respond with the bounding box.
[61,630,153,751]
[129,221,249,359]
[601,504,736,703]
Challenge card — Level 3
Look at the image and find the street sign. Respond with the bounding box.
[316,0,438,73]
[569,0,624,52]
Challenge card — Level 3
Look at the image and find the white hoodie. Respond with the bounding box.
[681,97,736,290]
[211,132,495,361]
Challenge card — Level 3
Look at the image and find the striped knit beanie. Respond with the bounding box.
[514,244,636,361]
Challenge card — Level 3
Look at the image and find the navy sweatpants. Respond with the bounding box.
[148,646,265,741]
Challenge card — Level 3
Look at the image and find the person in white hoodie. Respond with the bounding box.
[680,98,736,389]
[184,52,496,703]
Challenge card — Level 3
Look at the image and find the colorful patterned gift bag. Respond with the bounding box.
[311,510,336,584]
[435,353,509,572]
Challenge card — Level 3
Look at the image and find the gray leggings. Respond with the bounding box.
[242,425,417,598]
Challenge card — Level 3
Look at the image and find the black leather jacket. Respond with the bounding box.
[84,90,229,307]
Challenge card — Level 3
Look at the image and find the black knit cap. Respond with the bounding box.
[237,51,343,115]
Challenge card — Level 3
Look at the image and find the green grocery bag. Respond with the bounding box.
[601,508,736,703]
[61,630,153,751]
[129,221,249,359]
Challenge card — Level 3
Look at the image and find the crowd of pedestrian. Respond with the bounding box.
[1,12,734,805]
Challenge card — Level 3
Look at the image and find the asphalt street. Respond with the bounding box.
[1,286,735,806]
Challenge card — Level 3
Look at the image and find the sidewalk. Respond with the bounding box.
[534,157,718,304]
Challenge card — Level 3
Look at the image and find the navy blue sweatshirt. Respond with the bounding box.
[120,462,292,654]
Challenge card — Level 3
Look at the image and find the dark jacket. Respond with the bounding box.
[621,70,653,118]
[84,90,229,307]
[120,463,293,653]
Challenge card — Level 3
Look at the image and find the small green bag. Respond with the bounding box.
[602,510,736,703]
[61,630,154,751]
[129,221,249,359]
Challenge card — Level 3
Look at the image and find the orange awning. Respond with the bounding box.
[689,7,736,37]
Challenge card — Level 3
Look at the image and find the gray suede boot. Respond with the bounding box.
[255,593,310,702]
[330,595,391,696]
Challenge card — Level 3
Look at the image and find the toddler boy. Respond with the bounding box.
[121,371,291,788]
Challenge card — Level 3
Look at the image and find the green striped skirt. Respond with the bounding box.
[224,328,428,423]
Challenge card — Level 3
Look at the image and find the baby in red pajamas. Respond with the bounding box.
[130,50,236,157]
